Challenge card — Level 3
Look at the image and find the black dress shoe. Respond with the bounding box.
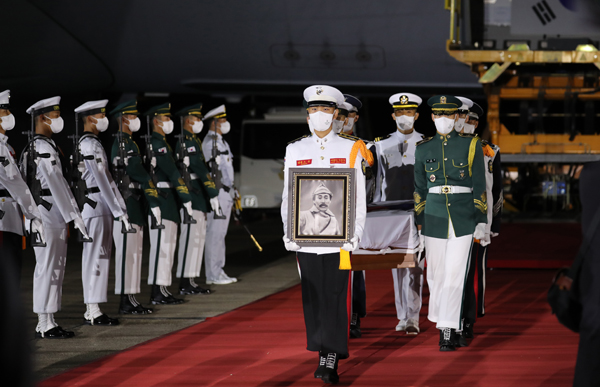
[150,285,184,305]
[179,284,211,295]
[350,325,362,338]
[84,314,120,326]
[463,321,474,339]
[454,331,469,347]
[35,326,75,339]
[119,294,154,315]
[439,328,456,352]
[314,352,326,378]
[320,353,339,384]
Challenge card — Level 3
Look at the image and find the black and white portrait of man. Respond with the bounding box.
[299,181,343,236]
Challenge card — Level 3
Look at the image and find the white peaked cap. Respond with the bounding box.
[203,104,226,121]
[74,99,109,115]
[303,85,344,106]
[456,96,473,111]
[26,96,61,115]
[338,101,353,111]
[0,90,10,106]
[389,93,422,108]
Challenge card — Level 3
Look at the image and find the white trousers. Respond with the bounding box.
[177,209,207,278]
[204,189,233,282]
[82,215,113,304]
[392,266,424,321]
[113,221,143,295]
[33,225,68,313]
[424,220,473,330]
[148,218,177,286]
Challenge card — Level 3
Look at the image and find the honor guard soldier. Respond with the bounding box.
[341,94,361,135]
[75,100,133,326]
[174,103,222,294]
[414,95,487,351]
[110,100,160,314]
[331,101,352,134]
[0,90,46,282]
[373,92,425,335]
[144,102,194,304]
[22,96,91,339]
[457,100,503,339]
[281,85,367,384]
[201,105,238,285]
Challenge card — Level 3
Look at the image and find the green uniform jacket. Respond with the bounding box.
[151,131,192,223]
[175,132,219,213]
[111,132,161,227]
[414,131,487,239]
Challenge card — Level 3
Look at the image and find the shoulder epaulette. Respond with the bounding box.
[416,137,433,146]
[374,134,391,142]
[338,133,360,142]
[287,134,310,145]
[458,132,479,139]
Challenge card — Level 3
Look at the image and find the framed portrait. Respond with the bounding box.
[287,168,355,247]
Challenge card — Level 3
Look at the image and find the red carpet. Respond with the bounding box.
[487,223,581,268]
[41,268,579,387]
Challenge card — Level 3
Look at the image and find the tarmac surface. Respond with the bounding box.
[17,212,298,383]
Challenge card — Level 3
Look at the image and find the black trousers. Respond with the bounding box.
[463,242,488,323]
[573,162,600,387]
[0,231,23,287]
[352,270,367,319]
[297,252,350,358]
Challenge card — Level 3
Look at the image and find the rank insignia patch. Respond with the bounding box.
[430,174,436,182]
[459,170,465,179]
[488,160,493,173]
[297,159,312,166]
[330,158,346,164]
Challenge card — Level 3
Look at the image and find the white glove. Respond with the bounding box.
[283,236,301,252]
[31,218,46,245]
[151,157,157,168]
[151,206,162,226]
[210,197,222,216]
[183,201,194,217]
[473,223,486,240]
[73,217,91,240]
[342,236,359,252]
[119,215,133,232]
[77,161,86,174]
[415,230,425,253]
[215,155,222,165]
[183,156,190,167]
[491,232,499,238]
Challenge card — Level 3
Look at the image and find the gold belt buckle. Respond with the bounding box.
[441,186,451,194]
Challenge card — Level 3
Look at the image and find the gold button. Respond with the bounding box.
[460,163,463,165]
[444,142,447,146]
[447,135,451,138]
[321,146,324,150]
[403,155,407,158]
[440,136,443,139]
[444,158,448,161]
[448,203,451,206]
[404,140,408,143]
[321,156,324,160]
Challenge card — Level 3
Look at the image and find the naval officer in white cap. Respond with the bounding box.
[0,90,46,281]
[372,92,425,335]
[75,99,133,326]
[281,85,368,384]
[201,104,238,285]
[21,96,91,338]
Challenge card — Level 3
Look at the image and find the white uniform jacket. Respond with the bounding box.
[79,133,126,219]
[281,131,367,255]
[202,133,234,189]
[23,135,83,227]
[373,130,423,202]
[0,133,41,235]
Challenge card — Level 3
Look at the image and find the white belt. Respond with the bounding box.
[189,173,199,180]
[156,182,172,188]
[129,182,141,189]
[429,185,473,194]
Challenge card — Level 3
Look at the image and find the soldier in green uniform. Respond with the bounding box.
[110,100,161,315]
[174,103,222,295]
[144,103,194,305]
[413,95,487,352]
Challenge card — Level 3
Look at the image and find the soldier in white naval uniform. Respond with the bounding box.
[21,96,91,339]
[372,93,425,335]
[0,90,45,281]
[201,105,238,285]
[282,85,367,384]
[75,100,133,326]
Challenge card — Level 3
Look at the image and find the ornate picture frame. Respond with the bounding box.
[287,168,355,247]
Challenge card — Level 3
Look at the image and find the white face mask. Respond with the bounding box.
[309,111,333,132]
[342,117,355,134]
[434,117,455,135]
[160,120,174,135]
[44,115,64,134]
[218,121,231,135]
[454,117,466,132]
[191,120,204,134]
[463,122,476,134]
[0,114,15,131]
[92,116,109,132]
[125,117,141,132]
[332,119,345,134]
[395,115,415,132]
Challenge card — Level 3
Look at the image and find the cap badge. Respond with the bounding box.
[400,95,408,104]
[440,96,447,104]
[316,87,323,95]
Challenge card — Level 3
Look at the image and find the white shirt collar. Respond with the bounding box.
[314,129,336,145]
[0,132,7,144]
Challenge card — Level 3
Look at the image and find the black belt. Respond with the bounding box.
[222,186,231,192]
[0,189,9,197]
[86,187,100,194]
[41,189,52,196]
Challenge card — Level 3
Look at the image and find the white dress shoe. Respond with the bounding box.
[405,319,420,335]
[395,320,407,331]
